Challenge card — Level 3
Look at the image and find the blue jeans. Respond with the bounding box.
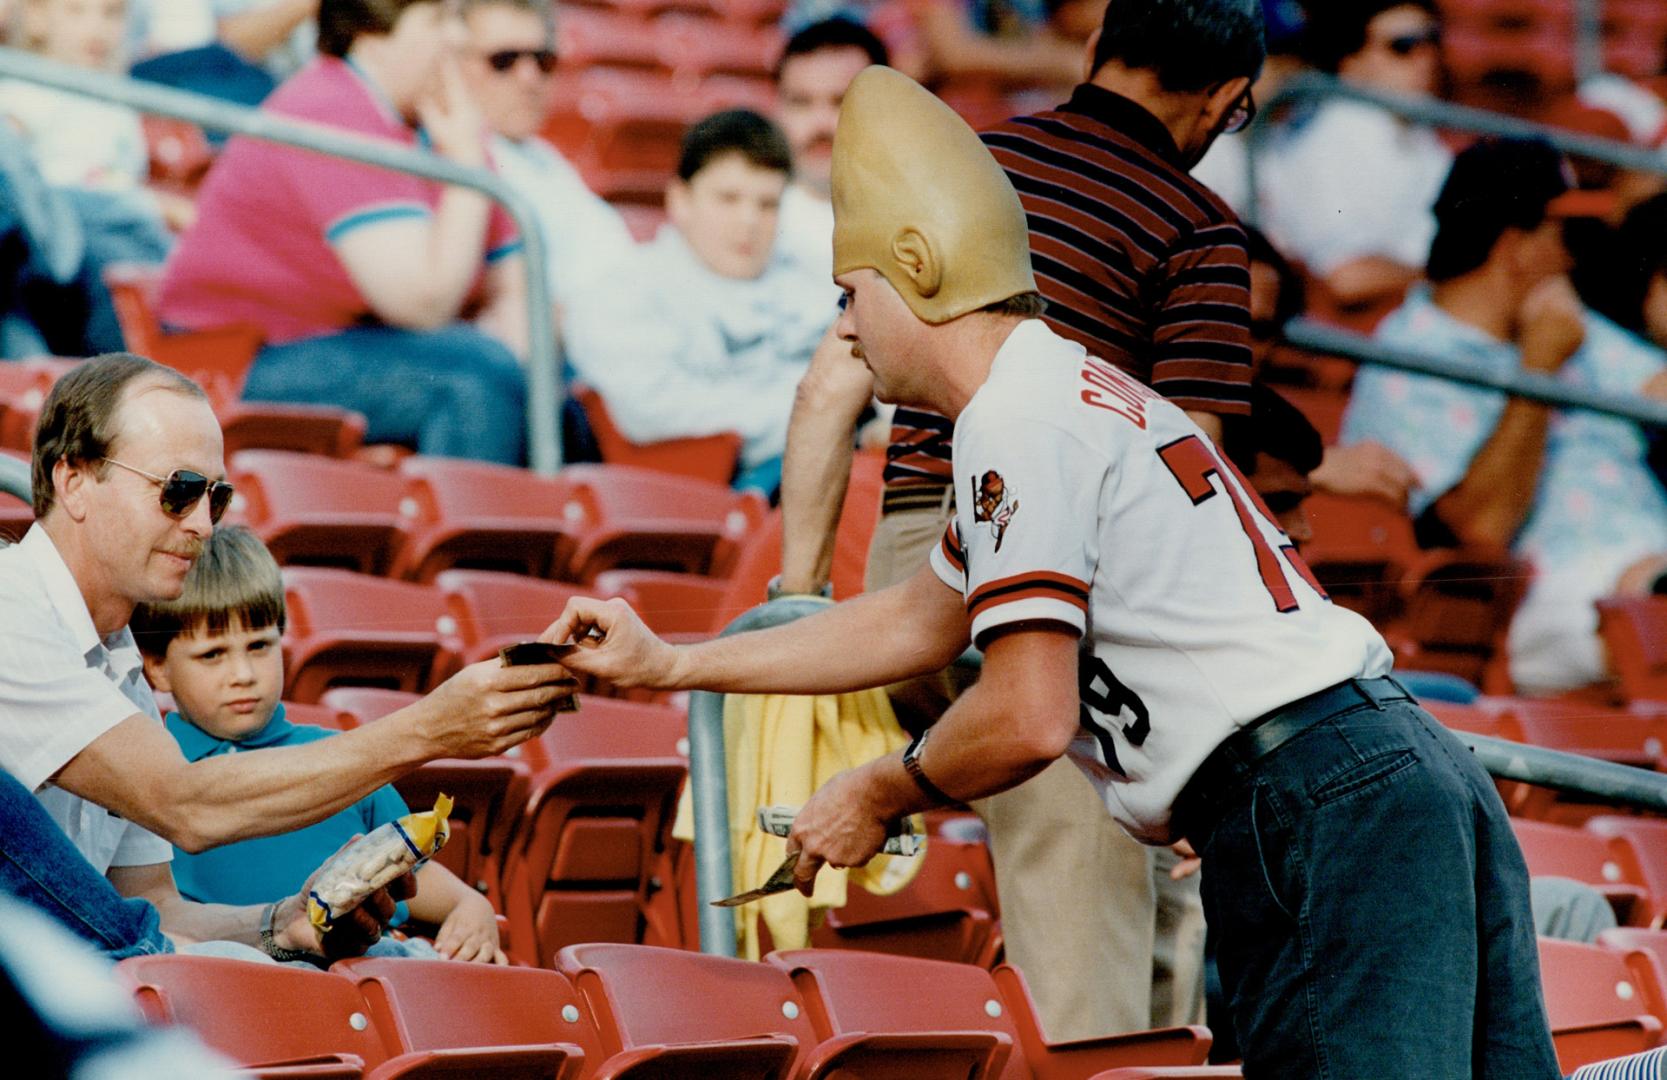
[1179,688,1560,1079]
[0,771,171,960]
[245,324,528,464]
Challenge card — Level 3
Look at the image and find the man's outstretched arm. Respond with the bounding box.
[542,559,972,696]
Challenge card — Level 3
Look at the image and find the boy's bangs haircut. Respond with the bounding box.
[131,525,286,657]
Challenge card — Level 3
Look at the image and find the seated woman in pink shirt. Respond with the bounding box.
[159,0,530,464]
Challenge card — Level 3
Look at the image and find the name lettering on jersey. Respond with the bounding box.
[1078,356,1157,429]
[971,470,1019,551]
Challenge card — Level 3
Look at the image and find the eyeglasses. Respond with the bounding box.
[482,48,558,74]
[1223,91,1257,135]
[101,458,234,524]
[1383,26,1442,56]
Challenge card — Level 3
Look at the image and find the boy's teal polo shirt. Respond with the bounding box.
[164,705,410,923]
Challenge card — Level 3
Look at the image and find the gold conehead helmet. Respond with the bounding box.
[831,66,1038,325]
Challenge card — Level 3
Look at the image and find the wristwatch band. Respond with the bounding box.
[902,729,954,807]
[259,901,317,964]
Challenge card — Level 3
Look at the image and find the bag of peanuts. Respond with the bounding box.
[307,794,454,932]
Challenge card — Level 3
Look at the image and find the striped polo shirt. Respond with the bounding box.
[882,83,1254,492]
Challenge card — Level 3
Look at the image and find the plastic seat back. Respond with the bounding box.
[1512,819,1652,926]
[574,386,741,486]
[281,567,458,702]
[1537,937,1667,1072]
[228,451,411,575]
[391,458,579,582]
[552,463,766,582]
[435,569,606,664]
[556,943,801,1079]
[591,569,733,637]
[502,696,687,966]
[1597,597,1667,704]
[810,835,1002,968]
[1295,492,1418,625]
[338,957,591,1078]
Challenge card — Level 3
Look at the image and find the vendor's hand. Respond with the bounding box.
[434,891,507,965]
[416,55,488,169]
[416,659,578,759]
[1309,442,1416,508]
[785,769,890,897]
[539,597,681,690]
[1169,838,1201,881]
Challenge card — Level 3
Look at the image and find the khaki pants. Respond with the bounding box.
[868,500,1205,1040]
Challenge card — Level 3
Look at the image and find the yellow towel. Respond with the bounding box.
[673,685,925,960]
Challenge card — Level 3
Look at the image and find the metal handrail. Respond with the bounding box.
[1242,71,1667,231]
[688,596,832,956]
[1283,317,1667,431]
[1457,730,1667,814]
[0,48,564,475]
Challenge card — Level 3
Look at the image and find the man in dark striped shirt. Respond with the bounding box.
[775,0,1263,1042]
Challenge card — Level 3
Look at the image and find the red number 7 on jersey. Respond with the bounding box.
[1157,434,1328,612]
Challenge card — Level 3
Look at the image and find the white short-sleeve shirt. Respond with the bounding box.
[0,526,173,873]
[929,321,1393,842]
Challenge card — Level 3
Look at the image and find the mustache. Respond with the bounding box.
[162,542,205,561]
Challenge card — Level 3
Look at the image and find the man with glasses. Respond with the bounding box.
[456,0,636,310]
[1257,0,1449,310]
[774,0,1263,1042]
[0,353,577,963]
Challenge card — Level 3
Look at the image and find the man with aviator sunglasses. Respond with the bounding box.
[0,353,578,965]
[458,0,636,310]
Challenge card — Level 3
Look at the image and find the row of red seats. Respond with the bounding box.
[120,946,1218,1079]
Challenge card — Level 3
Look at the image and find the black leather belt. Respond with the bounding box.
[1174,676,1413,838]
[881,482,955,516]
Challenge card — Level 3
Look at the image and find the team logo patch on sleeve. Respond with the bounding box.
[972,470,1019,552]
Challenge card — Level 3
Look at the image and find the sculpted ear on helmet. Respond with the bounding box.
[891,228,942,300]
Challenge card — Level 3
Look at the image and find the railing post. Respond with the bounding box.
[688,596,838,956]
[0,47,564,475]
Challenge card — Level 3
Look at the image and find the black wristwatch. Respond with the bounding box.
[259,901,318,964]
[902,728,954,807]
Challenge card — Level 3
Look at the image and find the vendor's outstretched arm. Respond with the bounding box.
[542,560,970,695]
[784,622,1081,892]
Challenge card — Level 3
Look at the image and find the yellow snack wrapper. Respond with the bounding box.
[307,794,454,931]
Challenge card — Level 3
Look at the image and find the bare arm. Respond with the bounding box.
[784,624,1081,891]
[53,660,574,852]
[474,253,530,359]
[1323,256,1420,309]
[332,58,493,331]
[1184,409,1224,446]
[916,0,1082,85]
[777,328,874,595]
[1428,278,1585,548]
[543,560,971,696]
[216,0,317,63]
[406,861,505,964]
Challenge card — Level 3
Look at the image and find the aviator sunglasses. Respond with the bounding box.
[483,47,558,74]
[101,457,235,524]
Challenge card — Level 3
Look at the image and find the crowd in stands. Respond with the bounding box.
[12,0,1667,1074]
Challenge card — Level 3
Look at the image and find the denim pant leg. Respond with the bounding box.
[1197,699,1560,1080]
[245,324,528,464]
[0,772,171,960]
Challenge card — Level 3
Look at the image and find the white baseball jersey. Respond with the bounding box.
[929,320,1393,842]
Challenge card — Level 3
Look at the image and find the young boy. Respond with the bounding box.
[133,525,506,964]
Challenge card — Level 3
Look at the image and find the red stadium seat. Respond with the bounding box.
[317,686,422,729]
[1482,697,1666,771]
[1512,819,1653,927]
[0,357,77,451]
[1387,548,1529,686]
[550,463,766,582]
[1597,597,1667,704]
[542,69,694,203]
[574,385,742,487]
[435,568,602,662]
[280,567,459,703]
[279,698,354,731]
[337,958,591,1078]
[1586,817,1667,931]
[500,696,688,966]
[1537,937,1667,1072]
[591,569,734,638]
[769,949,1212,1080]
[121,954,568,1078]
[810,835,1003,968]
[227,450,411,575]
[141,115,214,188]
[1297,492,1419,625]
[556,943,802,1077]
[554,6,663,71]
[390,458,579,582]
[656,15,781,81]
[0,487,31,542]
[1598,928,1667,999]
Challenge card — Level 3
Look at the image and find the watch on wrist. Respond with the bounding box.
[901,728,954,807]
[259,901,318,965]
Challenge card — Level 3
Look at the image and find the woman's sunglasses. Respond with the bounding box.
[1384,27,1442,56]
[102,457,235,524]
[484,48,558,74]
